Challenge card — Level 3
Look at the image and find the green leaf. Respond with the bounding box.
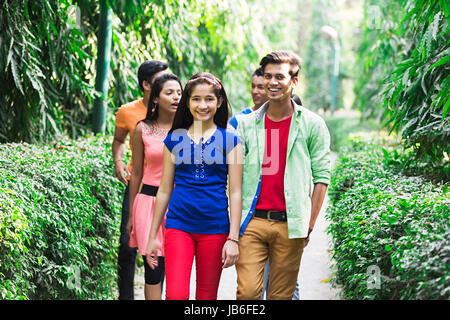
[10,58,24,95]
[443,98,450,119]
[429,54,450,71]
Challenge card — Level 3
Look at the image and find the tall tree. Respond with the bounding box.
[354,0,449,164]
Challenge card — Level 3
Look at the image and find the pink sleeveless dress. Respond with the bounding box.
[129,121,169,257]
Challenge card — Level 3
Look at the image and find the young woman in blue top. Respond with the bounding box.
[145,72,243,300]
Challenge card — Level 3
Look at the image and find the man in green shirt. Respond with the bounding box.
[235,50,331,300]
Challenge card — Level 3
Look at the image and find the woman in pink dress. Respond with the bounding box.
[126,73,182,300]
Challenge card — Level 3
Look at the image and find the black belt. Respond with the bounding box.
[254,209,287,222]
[140,184,159,196]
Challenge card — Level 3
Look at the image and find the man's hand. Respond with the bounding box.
[112,126,129,185]
[126,215,133,237]
[305,183,328,248]
[114,160,130,185]
[304,227,313,247]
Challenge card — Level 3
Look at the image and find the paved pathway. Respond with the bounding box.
[134,152,341,300]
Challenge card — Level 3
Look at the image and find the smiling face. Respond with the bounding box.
[188,83,221,124]
[154,80,182,115]
[263,63,298,103]
[251,75,268,108]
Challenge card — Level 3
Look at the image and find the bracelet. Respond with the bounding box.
[227,237,239,244]
[114,159,124,163]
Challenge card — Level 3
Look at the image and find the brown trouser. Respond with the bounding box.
[236,217,305,300]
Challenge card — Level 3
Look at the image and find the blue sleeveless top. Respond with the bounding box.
[163,126,241,234]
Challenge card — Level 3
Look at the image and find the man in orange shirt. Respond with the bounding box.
[112,60,168,300]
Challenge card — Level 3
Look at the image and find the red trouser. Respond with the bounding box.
[164,228,227,300]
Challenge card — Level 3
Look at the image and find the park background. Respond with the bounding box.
[0,0,448,300]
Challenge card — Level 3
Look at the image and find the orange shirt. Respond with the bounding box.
[114,98,148,175]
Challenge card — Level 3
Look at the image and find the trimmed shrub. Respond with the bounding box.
[327,135,449,299]
[0,135,124,299]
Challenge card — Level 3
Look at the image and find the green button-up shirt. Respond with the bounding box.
[235,99,331,239]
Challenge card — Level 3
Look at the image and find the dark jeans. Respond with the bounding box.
[118,185,137,300]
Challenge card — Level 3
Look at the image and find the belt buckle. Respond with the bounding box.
[267,210,275,222]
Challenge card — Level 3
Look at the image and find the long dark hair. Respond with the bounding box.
[170,72,229,133]
[144,73,182,125]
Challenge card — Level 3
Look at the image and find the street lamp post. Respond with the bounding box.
[320,26,340,115]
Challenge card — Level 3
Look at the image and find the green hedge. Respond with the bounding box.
[0,135,124,299]
[327,135,449,299]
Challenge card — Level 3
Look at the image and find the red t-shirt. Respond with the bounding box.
[255,114,292,212]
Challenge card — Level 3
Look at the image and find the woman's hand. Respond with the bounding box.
[222,240,239,268]
[145,239,161,270]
